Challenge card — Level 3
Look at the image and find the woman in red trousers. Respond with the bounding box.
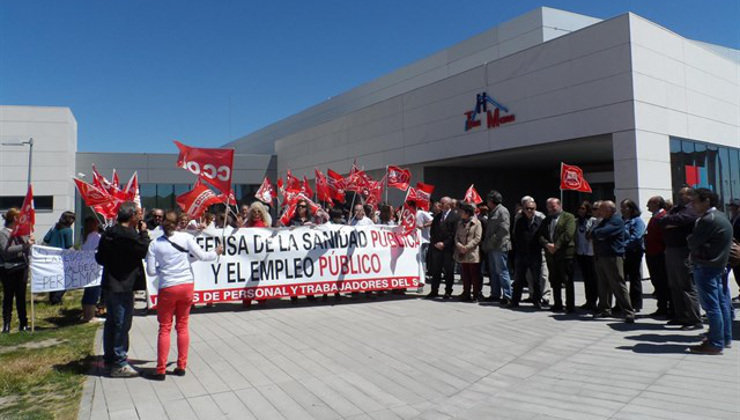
[145,212,222,380]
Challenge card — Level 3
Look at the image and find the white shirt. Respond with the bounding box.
[146,231,218,290]
[81,232,101,251]
[416,210,433,243]
[352,217,374,226]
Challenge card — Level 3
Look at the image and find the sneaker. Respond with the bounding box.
[110,364,139,378]
[689,342,723,355]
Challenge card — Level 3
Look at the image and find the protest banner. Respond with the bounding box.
[30,245,102,293]
[146,224,424,306]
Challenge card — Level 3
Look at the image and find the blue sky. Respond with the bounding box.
[2,0,738,153]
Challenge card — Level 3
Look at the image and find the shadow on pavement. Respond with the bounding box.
[616,343,689,354]
[624,333,703,343]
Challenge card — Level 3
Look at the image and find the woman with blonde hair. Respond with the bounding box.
[246,201,272,227]
[145,211,223,380]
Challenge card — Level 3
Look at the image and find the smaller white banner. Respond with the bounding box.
[30,245,103,293]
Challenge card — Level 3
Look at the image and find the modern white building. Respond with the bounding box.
[1,7,738,239]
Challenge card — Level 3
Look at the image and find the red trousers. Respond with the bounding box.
[157,283,194,374]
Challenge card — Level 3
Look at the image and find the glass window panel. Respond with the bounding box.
[731,148,740,200]
[156,184,175,210]
[140,184,157,211]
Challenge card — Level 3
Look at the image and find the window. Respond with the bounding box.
[670,137,740,211]
[0,195,54,212]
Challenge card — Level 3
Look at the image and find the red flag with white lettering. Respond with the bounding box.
[176,181,222,219]
[11,185,35,237]
[397,201,417,236]
[386,165,411,191]
[464,184,483,204]
[285,170,302,193]
[326,169,346,203]
[560,163,592,193]
[406,182,435,211]
[74,178,114,206]
[174,140,234,194]
[315,170,332,203]
[302,176,314,198]
[255,177,276,204]
[345,163,370,192]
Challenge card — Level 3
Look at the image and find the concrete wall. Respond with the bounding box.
[0,106,77,238]
[613,14,740,210]
[75,152,276,186]
[274,13,636,179]
[226,7,601,155]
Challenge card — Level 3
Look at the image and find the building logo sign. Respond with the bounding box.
[464,92,515,131]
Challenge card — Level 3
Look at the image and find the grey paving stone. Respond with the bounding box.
[79,281,740,419]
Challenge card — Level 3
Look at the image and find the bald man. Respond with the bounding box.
[539,198,576,312]
[426,196,460,299]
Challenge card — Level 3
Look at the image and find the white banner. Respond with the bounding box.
[30,245,102,293]
[147,224,424,305]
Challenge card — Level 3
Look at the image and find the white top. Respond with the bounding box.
[351,217,374,226]
[81,231,101,251]
[416,210,433,243]
[146,231,218,290]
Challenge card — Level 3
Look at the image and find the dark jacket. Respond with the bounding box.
[591,214,626,257]
[95,224,150,293]
[657,203,697,248]
[687,209,733,268]
[430,210,460,253]
[538,211,576,260]
[513,215,543,262]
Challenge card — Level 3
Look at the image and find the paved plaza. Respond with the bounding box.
[79,281,740,420]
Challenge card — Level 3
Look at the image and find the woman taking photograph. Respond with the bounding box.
[0,208,34,333]
[145,211,223,380]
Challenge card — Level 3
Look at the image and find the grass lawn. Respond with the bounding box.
[0,287,99,420]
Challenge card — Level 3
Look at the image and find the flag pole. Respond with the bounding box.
[384,165,389,204]
[559,162,564,204]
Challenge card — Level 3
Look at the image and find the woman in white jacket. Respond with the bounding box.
[146,211,222,380]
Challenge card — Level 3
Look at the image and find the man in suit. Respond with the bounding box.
[508,197,545,308]
[539,198,577,312]
[426,196,460,299]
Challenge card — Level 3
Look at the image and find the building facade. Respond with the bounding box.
[1,7,738,239]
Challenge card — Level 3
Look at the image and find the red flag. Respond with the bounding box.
[176,181,222,219]
[277,177,284,197]
[218,188,237,204]
[560,163,592,193]
[397,202,417,236]
[91,164,112,192]
[11,185,35,237]
[345,163,370,192]
[111,169,120,194]
[464,184,483,204]
[255,177,276,204]
[74,178,114,206]
[406,182,435,211]
[315,170,332,203]
[386,165,411,191]
[285,170,302,193]
[302,176,314,198]
[364,176,385,209]
[174,140,234,194]
[121,172,140,207]
[326,169,346,203]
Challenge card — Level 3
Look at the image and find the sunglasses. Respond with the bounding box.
[297,205,307,208]
[525,207,536,211]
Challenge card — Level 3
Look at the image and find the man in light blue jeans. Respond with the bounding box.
[687,188,733,355]
[481,191,512,304]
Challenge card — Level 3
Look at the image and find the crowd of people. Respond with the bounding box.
[0,184,738,379]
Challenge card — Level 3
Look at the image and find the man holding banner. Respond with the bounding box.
[95,202,150,377]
